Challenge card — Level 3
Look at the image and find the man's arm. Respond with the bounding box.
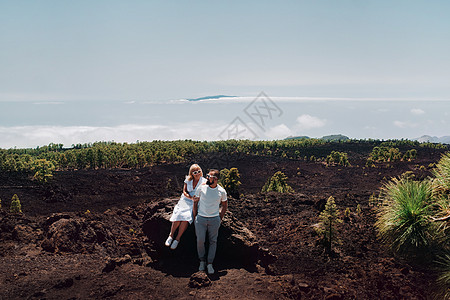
[219,200,228,220]
[193,196,199,219]
[193,187,201,220]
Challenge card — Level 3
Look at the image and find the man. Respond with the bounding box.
[193,169,228,274]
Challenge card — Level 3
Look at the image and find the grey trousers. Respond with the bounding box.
[194,215,221,264]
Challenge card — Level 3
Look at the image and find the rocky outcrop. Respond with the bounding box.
[142,199,276,270]
[188,272,211,288]
[0,210,43,248]
[41,213,115,253]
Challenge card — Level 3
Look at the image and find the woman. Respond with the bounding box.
[165,164,206,250]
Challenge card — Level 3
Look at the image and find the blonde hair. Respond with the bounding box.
[186,164,202,181]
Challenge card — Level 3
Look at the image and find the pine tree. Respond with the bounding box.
[262,171,294,193]
[10,194,22,213]
[316,196,342,253]
[32,159,55,183]
[356,204,362,215]
[344,207,351,222]
[219,167,242,198]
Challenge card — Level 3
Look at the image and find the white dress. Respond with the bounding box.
[169,177,206,224]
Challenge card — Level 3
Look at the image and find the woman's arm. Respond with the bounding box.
[182,183,191,199]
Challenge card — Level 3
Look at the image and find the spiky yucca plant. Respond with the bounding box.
[435,253,450,300]
[376,178,436,256]
[428,153,450,247]
[432,196,450,246]
[432,152,450,197]
[431,153,450,298]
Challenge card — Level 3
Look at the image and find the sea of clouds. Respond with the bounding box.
[0,96,448,148]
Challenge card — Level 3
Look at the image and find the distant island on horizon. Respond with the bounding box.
[186,95,237,101]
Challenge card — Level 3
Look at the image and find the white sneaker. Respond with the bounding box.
[170,240,179,250]
[165,236,173,247]
[199,261,206,271]
[207,264,214,274]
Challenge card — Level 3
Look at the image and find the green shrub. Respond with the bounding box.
[344,207,351,222]
[316,196,342,253]
[367,146,402,164]
[376,178,436,256]
[356,204,362,215]
[166,178,173,191]
[369,193,379,207]
[326,151,350,166]
[366,157,375,168]
[403,149,417,161]
[219,167,242,198]
[401,171,416,180]
[344,207,351,218]
[10,194,22,213]
[262,171,293,193]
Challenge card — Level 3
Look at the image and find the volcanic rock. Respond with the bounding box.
[41,215,115,253]
[142,199,276,269]
[188,271,211,288]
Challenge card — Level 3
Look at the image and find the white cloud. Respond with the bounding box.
[410,108,425,115]
[0,123,234,149]
[295,114,326,130]
[393,121,418,129]
[265,124,293,140]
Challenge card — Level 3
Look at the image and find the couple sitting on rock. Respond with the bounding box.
[165,164,228,275]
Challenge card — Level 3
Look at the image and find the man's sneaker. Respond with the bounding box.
[165,236,173,247]
[199,261,206,271]
[170,240,179,250]
[207,264,214,274]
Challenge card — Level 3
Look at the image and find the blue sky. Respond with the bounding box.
[0,1,449,147]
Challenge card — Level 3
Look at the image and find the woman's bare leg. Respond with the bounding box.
[175,221,189,241]
[170,221,181,237]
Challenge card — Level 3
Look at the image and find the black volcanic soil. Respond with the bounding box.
[0,144,447,299]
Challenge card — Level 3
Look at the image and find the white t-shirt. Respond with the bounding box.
[184,177,207,197]
[195,184,227,217]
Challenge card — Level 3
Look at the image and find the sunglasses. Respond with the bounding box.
[206,174,217,179]
[192,170,202,175]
